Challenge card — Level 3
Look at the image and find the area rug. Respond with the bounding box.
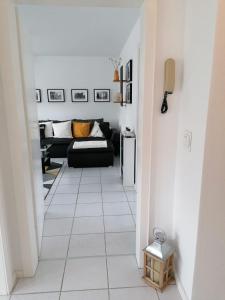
[43,161,62,198]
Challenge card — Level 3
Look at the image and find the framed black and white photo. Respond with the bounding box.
[126,59,133,82]
[47,89,65,102]
[94,89,110,102]
[36,89,41,103]
[126,83,132,104]
[71,89,88,102]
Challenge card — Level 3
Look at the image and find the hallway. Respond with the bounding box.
[5,160,181,300]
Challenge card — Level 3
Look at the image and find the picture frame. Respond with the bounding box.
[36,89,41,103]
[71,89,88,102]
[126,59,133,82]
[47,89,65,102]
[126,83,132,104]
[94,89,110,102]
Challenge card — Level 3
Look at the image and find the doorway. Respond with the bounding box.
[0,0,156,296]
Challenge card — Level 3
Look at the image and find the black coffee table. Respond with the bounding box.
[41,146,51,173]
[67,140,114,168]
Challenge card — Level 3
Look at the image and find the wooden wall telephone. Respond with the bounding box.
[161,59,175,114]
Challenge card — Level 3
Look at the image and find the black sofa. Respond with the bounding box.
[40,119,120,167]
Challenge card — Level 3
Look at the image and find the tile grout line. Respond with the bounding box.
[42,229,136,238]
[38,252,138,263]
[45,213,133,221]
[127,202,136,225]
[124,189,135,216]
[50,199,135,205]
[44,161,65,217]
[100,170,111,300]
[10,285,153,298]
[156,289,161,300]
[45,161,67,217]
[58,166,83,300]
[42,161,67,260]
[46,162,82,216]
[124,188,137,226]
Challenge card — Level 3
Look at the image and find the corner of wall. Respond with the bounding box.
[175,273,190,300]
[118,15,141,133]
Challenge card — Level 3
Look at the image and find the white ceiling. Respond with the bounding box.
[15,0,143,7]
[18,5,140,56]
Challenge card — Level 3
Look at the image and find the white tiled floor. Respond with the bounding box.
[10,159,182,300]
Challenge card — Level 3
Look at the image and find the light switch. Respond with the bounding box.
[184,130,192,152]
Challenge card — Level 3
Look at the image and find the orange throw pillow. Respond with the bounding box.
[73,122,91,138]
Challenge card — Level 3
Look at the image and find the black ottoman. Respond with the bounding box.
[67,139,114,168]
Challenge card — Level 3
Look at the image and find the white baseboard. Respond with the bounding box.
[175,272,190,300]
[0,270,16,296]
[15,270,24,278]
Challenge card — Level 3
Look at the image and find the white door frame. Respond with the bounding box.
[0,0,39,294]
[0,185,14,295]
[0,0,157,294]
[13,0,158,268]
[136,0,157,266]
[0,233,11,295]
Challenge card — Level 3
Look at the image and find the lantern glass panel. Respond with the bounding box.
[154,260,161,272]
[153,271,160,284]
[150,258,154,269]
[163,272,167,284]
[164,259,169,271]
[168,269,174,280]
[169,256,173,266]
[146,256,151,267]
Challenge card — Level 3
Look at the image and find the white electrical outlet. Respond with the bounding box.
[184,130,192,152]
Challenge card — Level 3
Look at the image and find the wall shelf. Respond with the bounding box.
[113,80,127,83]
[112,65,127,106]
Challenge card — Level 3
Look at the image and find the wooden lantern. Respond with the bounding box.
[143,228,175,292]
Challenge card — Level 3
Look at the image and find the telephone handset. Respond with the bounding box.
[161,58,175,114]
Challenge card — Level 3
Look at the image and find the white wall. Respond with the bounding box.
[148,0,185,241]
[119,18,141,132]
[35,56,120,127]
[173,0,218,299]
[140,0,219,299]
[191,0,225,298]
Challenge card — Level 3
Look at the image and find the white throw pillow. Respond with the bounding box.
[39,121,53,138]
[89,121,104,138]
[52,121,72,138]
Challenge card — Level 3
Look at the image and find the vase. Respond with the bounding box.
[114,68,120,81]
